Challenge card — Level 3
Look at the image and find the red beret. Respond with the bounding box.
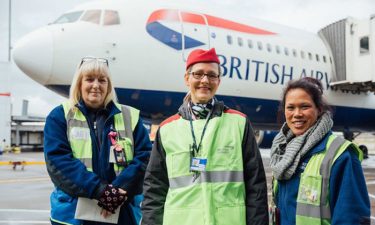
[186,48,220,70]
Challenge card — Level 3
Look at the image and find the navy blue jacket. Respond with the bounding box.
[44,101,151,225]
[276,132,371,225]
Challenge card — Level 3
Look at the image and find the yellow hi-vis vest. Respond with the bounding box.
[62,101,139,172]
[273,134,363,225]
[159,109,247,225]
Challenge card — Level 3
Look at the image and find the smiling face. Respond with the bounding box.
[285,88,320,136]
[184,62,220,104]
[80,73,109,109]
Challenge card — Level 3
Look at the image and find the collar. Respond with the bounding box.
[178,97,227,120]
[76,99,120,118]
[304,131,333,157]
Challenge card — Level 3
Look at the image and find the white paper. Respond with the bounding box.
[75,197,120,224]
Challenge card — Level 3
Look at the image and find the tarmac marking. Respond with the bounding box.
[369,193,375,199]
[0,161,45,166]
[0,177,50,184]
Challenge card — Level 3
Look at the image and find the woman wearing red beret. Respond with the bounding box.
[141,48,269,225]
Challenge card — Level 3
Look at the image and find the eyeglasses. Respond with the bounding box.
[79,57,109,68]
[188,71,220,81]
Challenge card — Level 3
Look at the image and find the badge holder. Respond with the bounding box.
[109,131,127,167]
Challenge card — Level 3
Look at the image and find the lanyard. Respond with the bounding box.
[189,104,214,157]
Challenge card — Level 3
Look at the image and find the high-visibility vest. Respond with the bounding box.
[272,134,363,225]
[62,101,139,172]
[159,109,247,225]
[49,102,139,225]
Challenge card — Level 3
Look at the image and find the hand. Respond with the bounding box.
[97,184,127,213]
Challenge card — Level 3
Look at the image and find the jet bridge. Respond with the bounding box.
[318,15,375,93]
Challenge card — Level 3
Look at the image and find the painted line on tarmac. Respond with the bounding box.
[369,193,375,199]
[366,180,375,185]
[0,220,49,224]
[0,209,49,213]
[0,161,45,166]
[0,177,50,184]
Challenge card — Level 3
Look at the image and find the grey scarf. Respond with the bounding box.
[270,112,333,180]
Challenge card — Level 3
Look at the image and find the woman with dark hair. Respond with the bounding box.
[270,77,370,225]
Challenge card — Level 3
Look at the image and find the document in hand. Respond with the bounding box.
[75,197,120,224]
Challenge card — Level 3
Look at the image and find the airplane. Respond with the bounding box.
[12,0,375,150]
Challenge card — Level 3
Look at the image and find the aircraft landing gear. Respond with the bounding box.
[343,129,369,159]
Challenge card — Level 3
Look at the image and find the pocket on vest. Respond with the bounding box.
[215,205,245,225]
[170,151,191,177]
[163,208,204,225]
[215,205,246,225]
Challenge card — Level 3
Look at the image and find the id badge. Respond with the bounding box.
[190,157,207,172]
[110,144,127,167]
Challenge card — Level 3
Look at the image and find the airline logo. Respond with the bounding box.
[146,9,276,50]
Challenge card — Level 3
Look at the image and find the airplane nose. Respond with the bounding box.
[12,27,53,85]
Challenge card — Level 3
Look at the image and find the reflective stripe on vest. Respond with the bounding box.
[160,111,247,225]
[62,102,139,172]
[295,135,362,225]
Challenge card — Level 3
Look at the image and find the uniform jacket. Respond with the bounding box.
[275,132,371,225]
[44,100,151,225]
[141,100,269,225]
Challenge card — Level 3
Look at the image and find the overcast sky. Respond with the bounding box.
[0,0,374,117]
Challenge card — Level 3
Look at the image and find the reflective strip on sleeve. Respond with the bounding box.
[169,171,243,189]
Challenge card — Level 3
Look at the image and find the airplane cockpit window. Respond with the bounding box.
[81,10,101,24]
[104,10,120,25]
[53,11,83,24]
[360,36,369,54]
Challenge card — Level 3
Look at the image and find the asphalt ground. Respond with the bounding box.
[0,149,374,224]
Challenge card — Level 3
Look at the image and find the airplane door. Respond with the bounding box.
[179,11,210,62]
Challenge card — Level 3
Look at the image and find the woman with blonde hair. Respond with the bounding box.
[44,57,151,225]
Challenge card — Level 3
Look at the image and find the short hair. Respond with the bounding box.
[69,58,117,110]
[279,77,331,119]
[183,62,221,103]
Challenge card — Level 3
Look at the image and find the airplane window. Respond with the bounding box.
[257,41,263,50]
[284,47,289,56]
[238,37,243,47]
[248,40,253,48]
[53,11,83,24]
[360,36,369,54]
[308,52,312,60]
[275,45,280,54]
[323,55,327,63]
[266,43,272,52]
[292,49,297,57]
[316,54,319,62]
[104,10,120,25]
[227,35,233,45]
[81,10,101,24]
[301,51,305,59]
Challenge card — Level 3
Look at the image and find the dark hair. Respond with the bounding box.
[278,77,331,121]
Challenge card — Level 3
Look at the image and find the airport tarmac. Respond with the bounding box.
[0,151,374,224]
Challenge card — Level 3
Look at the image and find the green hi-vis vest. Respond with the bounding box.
[62,101,139,172]
[272,134,363,225]
[159,110,247,225]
